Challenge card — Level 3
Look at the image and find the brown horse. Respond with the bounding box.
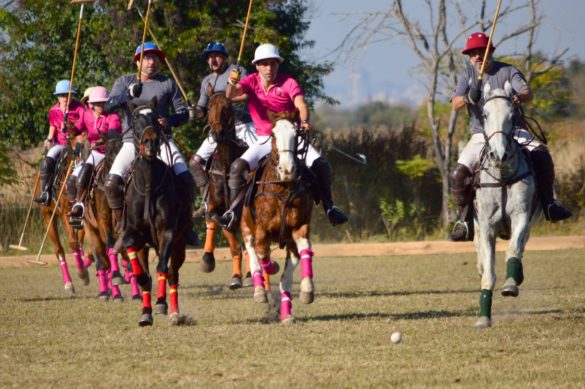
[240,111,315,324]
[122,101,187,326]
[196,85,250,289]
[35,133,91,293]
[82,131,139,301]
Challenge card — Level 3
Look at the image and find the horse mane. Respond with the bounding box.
[268,110,299,126]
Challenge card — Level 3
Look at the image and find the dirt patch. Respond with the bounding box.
[2,235,583,269]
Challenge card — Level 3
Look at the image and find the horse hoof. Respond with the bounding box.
[200,252,216,273]
[254,286,268,303]
[228,276,242,290]
[98,292,110,302]
[154,302,168,315]
[111,271,123,286]
[281,315,296,325]
[169,312,180,325]
[501,278,519,297]
[299,277,315,304]
[242,273,253,287]
[474,316,492,329]
[64,282,75,294]
[139,313,153,327]
[112,295,124,303]
[132,294,142,302]
[78,268,90,286]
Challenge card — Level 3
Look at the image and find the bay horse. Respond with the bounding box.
[121,100,187,326]
[240,111,315,324]
[197,84,249,288]
[473,81,541,329]
[35,128,91,293]
[82,131,139,301]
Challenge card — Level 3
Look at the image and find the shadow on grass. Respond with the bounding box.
[18,295,94,303]
[319,288,477,299]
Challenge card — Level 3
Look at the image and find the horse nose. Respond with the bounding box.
[501,151,508,162]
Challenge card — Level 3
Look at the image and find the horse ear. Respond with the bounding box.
[206,82,214,97]
[504,81,513,97]
[483,82,492,99]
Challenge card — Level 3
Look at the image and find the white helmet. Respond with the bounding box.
[252,43,284,65]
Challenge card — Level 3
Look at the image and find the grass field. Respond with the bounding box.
[1,249,585,387]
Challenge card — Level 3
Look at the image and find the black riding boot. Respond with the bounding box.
[310,157,348,226]
[530,146,572,222]
[176,171,199,246]
[66,174,77,204]
[33,157,57,206]
[448,163,474,242]
[212,158,249,231]
[69,164,94,223]
[189,154,208,218]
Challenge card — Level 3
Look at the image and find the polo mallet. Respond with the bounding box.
[478,0,503,81]
[137,0,154,80]
[236,0,254,68]
[30,159,76,266]
[8,169,41,251]
[331,145,368,165]
[133,4,191,104]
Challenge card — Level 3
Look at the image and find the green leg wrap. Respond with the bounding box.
[506,257,524,286]
[479,289,493,318]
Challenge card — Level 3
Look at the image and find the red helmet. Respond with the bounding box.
[462,32,496,55]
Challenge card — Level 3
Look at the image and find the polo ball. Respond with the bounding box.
[390,331,402,343]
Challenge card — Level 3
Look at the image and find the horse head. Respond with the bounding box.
[129,98,161,160]
[268,110,299,183]
[206,83,235,142]
[482,81,515,166]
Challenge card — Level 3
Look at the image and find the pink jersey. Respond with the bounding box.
[48,100,85,145]
[239,73,303,136]
[80,110,122,153]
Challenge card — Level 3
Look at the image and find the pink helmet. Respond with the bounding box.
[88,86,109,103]
[462,32,496,55]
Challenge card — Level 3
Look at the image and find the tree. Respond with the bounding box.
[337,0,568,228]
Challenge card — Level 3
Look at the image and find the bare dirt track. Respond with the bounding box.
[1,235,583,269]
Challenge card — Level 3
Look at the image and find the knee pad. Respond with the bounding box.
[104,174,125,209]
[450,163,473,206]
[228,158,249,189]
[77,164,94,189]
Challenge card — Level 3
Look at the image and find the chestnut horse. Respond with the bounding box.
[82,131,139,301]
[35,132,91,293]
[121,101,187,326]
[197,85,249,288]
[241,111,315,324]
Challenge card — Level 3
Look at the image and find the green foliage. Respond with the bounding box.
[395,154,434,179]
[0,142,16,185]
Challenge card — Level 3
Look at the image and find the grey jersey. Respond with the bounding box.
[107,73,188,142]
[453,61,530,134]
[196,64,252,125]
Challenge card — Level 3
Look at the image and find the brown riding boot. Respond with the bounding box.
[189,154,209,218]
[447,163,474,242]
[530,146,572,222]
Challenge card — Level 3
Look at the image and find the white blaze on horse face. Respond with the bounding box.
[483,86,514,164]
[272,119,297,182]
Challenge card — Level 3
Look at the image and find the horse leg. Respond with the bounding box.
[242,249,252,287]
[155,229,175,316]
[154,271,169,315]
[64,212,89,286]
[77,229,94,269]
[42,208,73,292]
[223,229,243,290]
[94,252,109,301]
[279,251,298,324]
[121,252,141,300]
[242,226,267,303]
[476,224,497,329]
[127,245,153,326]
[107,247,123,286]
[501,215,530,297]
[293,225,314,304]
[168,241,187,325]
[200,221,217,273]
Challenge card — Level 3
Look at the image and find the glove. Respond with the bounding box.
[128,82,142,99]
[227,68,241,86]
[467,81,482,105]
[44,138,52,149]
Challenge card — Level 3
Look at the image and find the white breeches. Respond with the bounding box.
[47,144,65,159]
[240,135,321,171]
[196,121,258,161]
[72,150,105,177]
[109,139,188,178]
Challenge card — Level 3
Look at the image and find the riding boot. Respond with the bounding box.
[212,158,249,231]
[66,174,77,204]
[33,157,57,205]
[530,146,572,222]
[189,154,209,218]
[69,163,94,221]
[310,157,348,226]
[105,173,125,232]
[448,163,474,242]
[176,171,199,246]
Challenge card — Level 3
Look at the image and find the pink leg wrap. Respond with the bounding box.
[108,270,121,298]
[280,291,292,321]
[59,258,73,284]
[97,270,108,294]
[300,249,314,279]
[107,247,119,272]
[170,284,178,313]
[72,249,84,272]
[130,276,140,298]
[156,273,167,300]
[79,247,91,268]
[252,270,264,288]
[260,258,277,275]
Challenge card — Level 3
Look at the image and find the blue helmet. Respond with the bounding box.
[134,42,166,62]
[53,79,78,96]
[201,42,228,60]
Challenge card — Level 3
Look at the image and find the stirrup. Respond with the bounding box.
[193,202,208,219]
[34,191,51,206]
[213,210,236,230]
[448,221,472,242]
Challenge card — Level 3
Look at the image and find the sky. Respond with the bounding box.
[304,0,585,107]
